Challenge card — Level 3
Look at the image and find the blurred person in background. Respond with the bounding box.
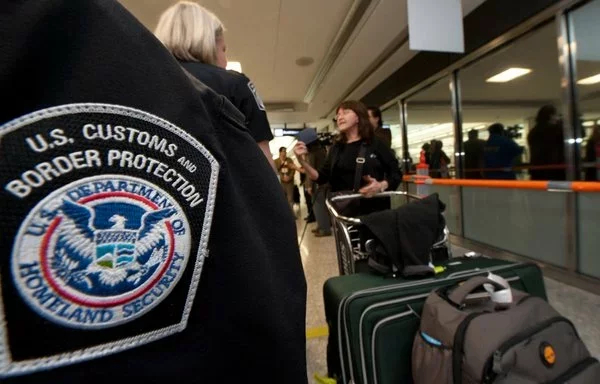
[527,104,566,181]
[368,106,392,148]
[584,126,600,181]
[275,146,299,214]
[464,129,486,179]
[429,140,451,178]
[484,123,523,180]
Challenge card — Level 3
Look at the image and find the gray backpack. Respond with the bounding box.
[412,275,600,383]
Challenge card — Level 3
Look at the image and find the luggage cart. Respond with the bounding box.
[325,191,452,275]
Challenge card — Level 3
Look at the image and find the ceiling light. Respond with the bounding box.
[226,61,242,73]
[577,74,600,85]
[486,68,532,83]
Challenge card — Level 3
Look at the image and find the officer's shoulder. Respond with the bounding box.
[225,70,253,86]
[229,70,250,80]
[185,62,239,80]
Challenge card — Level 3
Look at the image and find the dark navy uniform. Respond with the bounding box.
[181,62,274,144]
[0,1,307,383]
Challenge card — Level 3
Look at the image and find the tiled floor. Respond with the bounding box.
[294,206,600,383]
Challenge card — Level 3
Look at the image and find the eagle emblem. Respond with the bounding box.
[54,199,177,292]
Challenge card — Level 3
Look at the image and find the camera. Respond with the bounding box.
[505,124,523,139]
[317,132,334,147]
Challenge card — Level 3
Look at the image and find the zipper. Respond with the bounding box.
[360,293,429,384]
[370,310,417,384]
[481,316,577,383]
[452,311,488,384]
[544,357,599,384]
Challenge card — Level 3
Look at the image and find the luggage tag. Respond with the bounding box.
[314,374,336,384]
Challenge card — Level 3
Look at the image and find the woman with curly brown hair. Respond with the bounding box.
[294,100,401,219]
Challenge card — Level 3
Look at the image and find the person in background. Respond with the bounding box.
[299,168,315,223]
[368,106,392,148]
[294,100,401,216]
[421,142,431,166]
[155,1,276,171]
[429,140,451,178]
[584,126,600,181]
[527,104,566,181]
[464,129,486,179]
[484,123,523,179]
[275,146,298,214]
[305,140,332,237]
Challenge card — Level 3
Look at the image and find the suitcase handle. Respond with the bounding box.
[448,276,508,306]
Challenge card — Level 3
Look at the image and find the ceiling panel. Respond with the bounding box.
[118,0,490,126]
[269,0,354,102]
[307,0,411,121]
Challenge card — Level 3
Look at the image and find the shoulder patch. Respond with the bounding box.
[247,81,266,111]
[0,103,219,377]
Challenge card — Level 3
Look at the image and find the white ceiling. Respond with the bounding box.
[118,0,486,128]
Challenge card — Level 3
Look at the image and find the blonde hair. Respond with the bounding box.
[154,1,224,65]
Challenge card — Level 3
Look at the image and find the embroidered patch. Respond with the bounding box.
[0,103,218,377]
[247,81,266,111]
[12,175,190,329]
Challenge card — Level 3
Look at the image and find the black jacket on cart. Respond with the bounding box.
[0,1,307,383]
[360,194,446,276]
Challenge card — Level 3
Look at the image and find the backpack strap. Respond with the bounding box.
[352,142,368,192]
[328,144,339,177]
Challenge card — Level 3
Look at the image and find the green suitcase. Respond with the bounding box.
[323,257,547,384]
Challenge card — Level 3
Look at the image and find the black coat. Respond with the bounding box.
[0,1,307,383]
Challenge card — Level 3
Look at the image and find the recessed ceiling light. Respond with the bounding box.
[577,74,600,85]
[226,61,242,73]
[486,68,532,83]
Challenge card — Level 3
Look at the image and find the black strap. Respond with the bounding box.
[352,142,367,192]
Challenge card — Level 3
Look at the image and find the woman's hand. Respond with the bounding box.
[294,141,308,160]
[359,175,386,198]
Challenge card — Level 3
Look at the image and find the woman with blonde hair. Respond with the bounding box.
[155,1,276,170]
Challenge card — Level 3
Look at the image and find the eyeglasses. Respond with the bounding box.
[333,109,353,123]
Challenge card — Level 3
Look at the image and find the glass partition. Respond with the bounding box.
[382,103,402,156]
[456,22,570,258]
[462,188,567,267]
[578,193,600,278]
[570,0,600,277]
[571,0,600,181]
[381,104,407,208]
[406,77,456,178]
[459,22,563,181]
[388,2,600,282]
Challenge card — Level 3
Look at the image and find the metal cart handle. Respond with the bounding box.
[325,191,422,224]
